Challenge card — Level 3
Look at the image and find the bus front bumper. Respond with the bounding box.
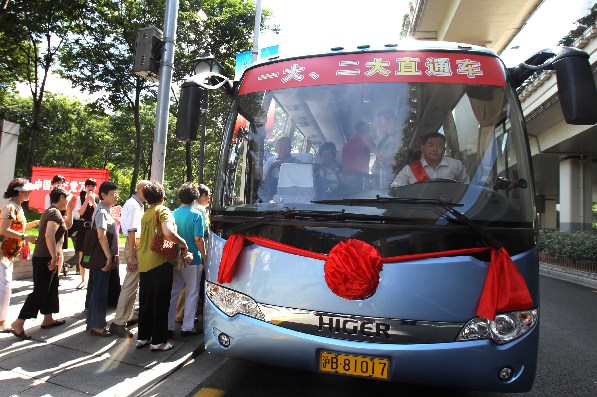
[203,301,538,392]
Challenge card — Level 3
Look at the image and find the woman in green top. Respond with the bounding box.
[137,181,188,351]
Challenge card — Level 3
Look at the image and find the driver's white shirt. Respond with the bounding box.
[390,156,470,187]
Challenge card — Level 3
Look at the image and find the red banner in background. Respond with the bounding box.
[29,166,111,212]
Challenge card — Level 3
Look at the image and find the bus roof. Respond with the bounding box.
[248,39,498,70]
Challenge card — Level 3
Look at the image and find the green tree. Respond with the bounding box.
[57,0,271,193]
[0,92,118,177]
[0,0,89,177]
[174,0,273,188]
[0,33,30,103]
[58,0,162,195]
[34,94,115,169]
[559,3,597,46]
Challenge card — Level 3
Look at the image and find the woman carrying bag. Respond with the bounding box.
[0,179,39,334]
[136,180,189,351]
[10,187,76,339]
[85,181,120,337]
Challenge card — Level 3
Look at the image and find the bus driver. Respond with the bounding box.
[390,132,469,187]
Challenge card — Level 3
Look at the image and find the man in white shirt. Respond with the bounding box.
[391,132,469,187]
[109,180,150,338]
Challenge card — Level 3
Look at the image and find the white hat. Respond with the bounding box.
[14,182,39,191]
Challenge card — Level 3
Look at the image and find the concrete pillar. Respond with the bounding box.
[559,156,592,231]
[0,120,20,195]
[539,199,557,230]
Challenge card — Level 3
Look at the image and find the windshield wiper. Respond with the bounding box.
[311,196,464,208]
[229,209,346,235]
[312,196,501,248]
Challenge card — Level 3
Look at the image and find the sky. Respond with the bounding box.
[499,0,595,66]
[259,0,411,54]
[28,0,595,99]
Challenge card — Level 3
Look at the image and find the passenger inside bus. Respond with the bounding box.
[390,132,470,187]
[314,142,342,199]
[342,120,377,177]
[373,110,405,187]
[260,136,300,201]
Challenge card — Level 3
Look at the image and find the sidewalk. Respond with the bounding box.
[0,264,225,397]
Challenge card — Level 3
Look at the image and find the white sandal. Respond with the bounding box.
[136,339,150,349]
[150,341,174,352]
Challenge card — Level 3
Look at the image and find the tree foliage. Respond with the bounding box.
[1,0,271,205]
[0,0,90,177]
[558,3,597,46]
[56,0,269,194]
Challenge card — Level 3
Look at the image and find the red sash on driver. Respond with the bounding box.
[409,160,429,182]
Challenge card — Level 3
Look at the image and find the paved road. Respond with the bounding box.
[185,276,597,397]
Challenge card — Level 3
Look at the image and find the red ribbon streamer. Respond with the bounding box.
[217,234,533,320]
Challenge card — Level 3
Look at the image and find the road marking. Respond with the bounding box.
[193,387,226,397]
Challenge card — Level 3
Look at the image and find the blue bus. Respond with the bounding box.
[177,41,597,392]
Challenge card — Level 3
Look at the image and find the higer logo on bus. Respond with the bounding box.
[317,314,391,339]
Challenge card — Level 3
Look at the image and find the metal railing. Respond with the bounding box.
[539,252,597,274]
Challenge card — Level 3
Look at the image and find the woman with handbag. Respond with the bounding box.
[0,179,39,334]
[137,180,189,351]
[85,181,120,337]
[10,187,76,339]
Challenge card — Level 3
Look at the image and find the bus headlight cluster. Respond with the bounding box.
[457,309,537,345]
[206,281,265,321]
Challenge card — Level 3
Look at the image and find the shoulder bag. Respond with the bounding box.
[81,211,114,270]
[150,208,178,260]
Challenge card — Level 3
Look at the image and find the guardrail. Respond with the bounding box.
[539,252,597,274]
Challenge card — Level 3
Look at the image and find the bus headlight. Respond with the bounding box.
[206,281,265,321]
[456,309,537,345]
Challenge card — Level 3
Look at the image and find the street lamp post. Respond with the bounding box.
[150,0,179,184]
[191,49,223,184]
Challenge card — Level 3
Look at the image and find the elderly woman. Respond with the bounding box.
[86,181,120,337]
[137,180,188,351]
[10,187,76,339]
[168,182,206,338]
[0,179,39,334]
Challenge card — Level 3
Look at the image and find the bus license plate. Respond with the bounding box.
[319,351,389,380]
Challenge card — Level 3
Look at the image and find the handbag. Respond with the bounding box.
[81,213,114,270]
[150,208,178,260]
[19,242,30,261]
[0,204,24,259]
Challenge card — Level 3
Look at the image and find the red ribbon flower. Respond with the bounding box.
[324,239,383,300]
[217,235,533,318]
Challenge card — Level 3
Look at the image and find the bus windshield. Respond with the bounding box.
[218,56,534,227]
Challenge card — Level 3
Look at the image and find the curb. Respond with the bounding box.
[539,262,597,289]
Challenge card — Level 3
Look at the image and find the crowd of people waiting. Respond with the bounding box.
[0,177,210,353]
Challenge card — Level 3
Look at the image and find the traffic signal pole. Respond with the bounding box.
[150,0,179,184]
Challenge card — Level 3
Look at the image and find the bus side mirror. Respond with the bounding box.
[508,47,597,125]
[176,81,206,141]
[554,55,597,125]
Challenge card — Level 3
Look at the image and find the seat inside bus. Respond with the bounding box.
[274,163,315,204]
